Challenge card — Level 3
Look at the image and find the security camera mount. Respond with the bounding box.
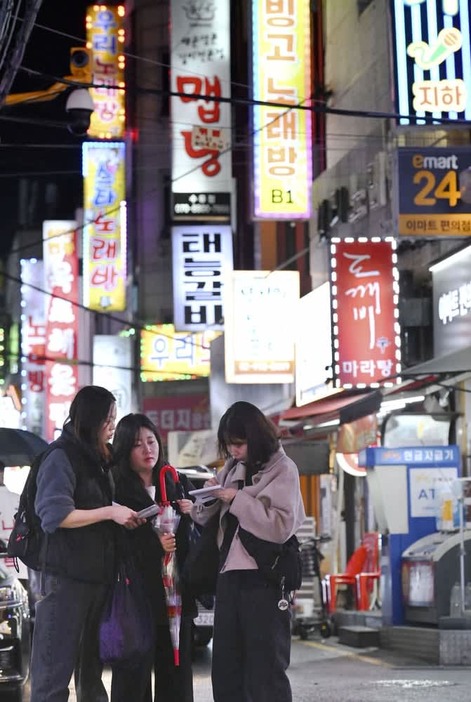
[3,47,94,136]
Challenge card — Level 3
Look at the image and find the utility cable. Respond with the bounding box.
[4,268,215,356]
[15,66,471,127]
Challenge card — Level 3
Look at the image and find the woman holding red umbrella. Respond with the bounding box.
[110,413,196,702]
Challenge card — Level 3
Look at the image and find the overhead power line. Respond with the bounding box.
[0,0,44,105]
[16,66,471,127]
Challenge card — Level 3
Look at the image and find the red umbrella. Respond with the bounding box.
[159,463,180,505]
[156,464,182,666]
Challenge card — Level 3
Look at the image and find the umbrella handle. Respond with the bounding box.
[159,463,180,504]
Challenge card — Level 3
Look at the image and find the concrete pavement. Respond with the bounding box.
[36,635,471,701]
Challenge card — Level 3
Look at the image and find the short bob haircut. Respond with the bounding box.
[66,385,116,455]
[112,413,166,485]
[217,401,280,467]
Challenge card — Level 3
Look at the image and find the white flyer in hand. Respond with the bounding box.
[188,485,222,500]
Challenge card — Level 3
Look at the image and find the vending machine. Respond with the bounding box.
[358,445,460,625]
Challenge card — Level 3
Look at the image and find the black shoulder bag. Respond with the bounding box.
[182,512,221,597]
[238,527,303,593]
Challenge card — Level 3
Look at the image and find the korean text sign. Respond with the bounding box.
[391,0,471,124]
[86,5,126,139]
[252,0,312,219]
[172,225,233,331]
[43,221,80,442]
[170,0,232,197]
[83,141,127,312]
[140,325,220,381]
[143,394,210,442]
[331,239,401,388]
[396,147,471,237]
[223,270,299,384]
[20,259,46,438]
[431,244,471,357]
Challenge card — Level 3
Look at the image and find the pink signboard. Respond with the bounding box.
[43,221,80,441]
[142,394,210,442]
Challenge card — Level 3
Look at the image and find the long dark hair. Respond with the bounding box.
[112,413,166,487]
[217,401,280,467]
[66,385,116,458]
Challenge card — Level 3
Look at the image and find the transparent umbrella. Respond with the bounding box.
[153,464,182,666]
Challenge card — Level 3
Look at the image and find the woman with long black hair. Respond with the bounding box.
[192,400,306,702]
[111,413,196,702]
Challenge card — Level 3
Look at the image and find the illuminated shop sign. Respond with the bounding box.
[140,325,220,382]
[391,0,471,124]
[330,238,401,389]
[295,283,333,406]
[171,225,233,332]
[92,335,133,421]
[43,221,80,441]
[83,142,127,312]
[223,270,299,384]
[252,0,312,219]
[20,259,46,437]
[396,147,471,236]
[359,444,460,467]
[430,243,471,356]
[170,0,232,218]
[86,4,126,139]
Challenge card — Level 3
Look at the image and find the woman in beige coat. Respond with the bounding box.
[191,401,305,702]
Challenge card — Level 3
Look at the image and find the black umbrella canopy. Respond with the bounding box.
[0,428,48,467]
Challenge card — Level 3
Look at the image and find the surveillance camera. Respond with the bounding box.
[65,88,94,136]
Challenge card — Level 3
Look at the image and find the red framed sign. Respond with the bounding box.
[330,238,401,389]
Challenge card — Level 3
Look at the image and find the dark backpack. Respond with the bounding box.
[7,440,66,571]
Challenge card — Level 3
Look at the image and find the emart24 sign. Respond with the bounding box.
[396,147,471,237]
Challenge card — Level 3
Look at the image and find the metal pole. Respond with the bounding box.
[459,491,465,616]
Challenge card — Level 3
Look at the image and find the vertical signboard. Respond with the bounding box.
[43,221,80,441]
[86,4,126,139]
[20,259,46,437]
[391,0,471,124]
[92,335,133,421]
[295,283,333,406]
[170,0,232,221]
[430,243,471,357]
[83,141,127,312]
[252,0,312,219]
[330,238,401,389]
[395,147,471,236]
[223,270,299,384]
[172,225,233,331]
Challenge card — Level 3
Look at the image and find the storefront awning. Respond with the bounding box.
[280,390,382,426]
[401,346,471,377]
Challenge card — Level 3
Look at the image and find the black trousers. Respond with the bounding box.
[110,616,194,702]
[30,574,109,702]
[211,570,292,702]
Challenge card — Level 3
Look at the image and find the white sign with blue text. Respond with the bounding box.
[409,467,458,519]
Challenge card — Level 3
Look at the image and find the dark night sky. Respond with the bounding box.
[6,0,90,139]
[0,0,91,256]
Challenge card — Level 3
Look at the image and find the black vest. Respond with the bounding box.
[44,431,117,583]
